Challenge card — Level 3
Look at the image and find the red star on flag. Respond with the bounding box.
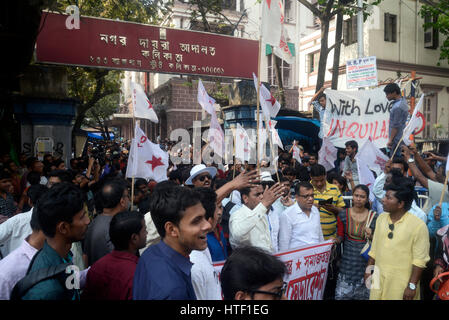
[266,94,276,106]
[266,0,272,9]
[296,259,301,271]
[145,155,164,171]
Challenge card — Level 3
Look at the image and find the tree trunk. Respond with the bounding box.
[316,18,330,93]
[331,11,344,89]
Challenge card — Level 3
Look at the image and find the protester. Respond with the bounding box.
[82,211,147,300]
[343,140,359,187]
[190,187,222,300]
[432,223,449,295]
[0,184,47,258]
[427,203,449,238]
[19,183,90,300]
[0,205,46,299]
[229,182,285,253]
[384,83,408,157]
[365,178,430,300]
[220,246,287,300]
[278,181,324,251]
[335,184,377,300]
[83,178,130,266]
[133,186,210,300]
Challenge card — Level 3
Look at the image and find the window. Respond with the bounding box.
[284,0,295,23]
[422,94,437,139]
[424,14,439,49]
[267,54,292,88]
[384,13,397,42]
[343,16,357,46]
[306,51,320,74]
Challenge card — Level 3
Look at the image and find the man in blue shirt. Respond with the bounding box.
[384,83,409,157]
[133,185,211,300]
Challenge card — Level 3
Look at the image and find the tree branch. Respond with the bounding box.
[296,0,322,17]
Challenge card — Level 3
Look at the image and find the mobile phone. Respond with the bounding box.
[318,198,333,205]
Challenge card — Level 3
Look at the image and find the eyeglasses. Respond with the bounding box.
[196,174,212,182]
[297,194,314,199]
[388,223,394,239]
[248,282,287,300]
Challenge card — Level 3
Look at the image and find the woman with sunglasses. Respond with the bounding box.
[365,178,430,300]
[335,184,377,300]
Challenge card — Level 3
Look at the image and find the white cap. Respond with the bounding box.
[185,164,218,185]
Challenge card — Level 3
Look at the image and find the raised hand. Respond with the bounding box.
[261,183,286,208]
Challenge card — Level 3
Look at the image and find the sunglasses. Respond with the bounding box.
[388,223,394,239]
[248,282,287,300]
[196,174,212,182]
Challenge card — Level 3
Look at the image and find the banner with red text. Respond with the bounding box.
[322,88,393,149]
[213,240,333,300]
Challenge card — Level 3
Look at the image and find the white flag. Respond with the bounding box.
[273,25,295,64]
[253,73,281,118]
[197,79,216,116]
[125,138,138,178]
[403,94,425,146]
[318,137,337,172]
[126,125,168,182]
[208,114,225,158]
[235,123,253,162]
[446,150,449,175]
[131,82,158,123]
[292,143,302,164]
[355,138,389,176]
[356,160,376,202]
[261,0,282,46]
[257,114,268,161]
[266,118,283,149]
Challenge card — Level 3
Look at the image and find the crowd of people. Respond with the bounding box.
[0,82,448,301]
[0,134,447,301]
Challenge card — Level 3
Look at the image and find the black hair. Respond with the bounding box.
[27,184,48,207]
[383,83,401,95]
[35,182,84,237]
[384,178,415,211]
[282,167,296,177]
[99,178,128,209]
[135,178,147,188]
[168,169,182,182]
[27,171,41,185]
[392,156,408,173]
[239,187,251,198]
[317,92,326,101]
[109,211,144,251]
[220,246,287,300]
[30,206,41,232]
[149,186,202,238]
[48,170,73,184]
[196,187,218,221]
[352,184,371,210]
[309,152,318,160]
[295,181,314,195]
[25,157,38,169]
[0,169,11,180]
[310,164,326,177]
[330,174,349,192]
[52,159,65,168]
[345,140,358,152]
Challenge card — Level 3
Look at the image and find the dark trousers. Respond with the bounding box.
[323,243,341,300]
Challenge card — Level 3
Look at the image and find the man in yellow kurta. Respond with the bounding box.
[365,179,430,300]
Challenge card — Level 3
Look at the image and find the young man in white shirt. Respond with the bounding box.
[278,181,324,251]
[229,182,285,253]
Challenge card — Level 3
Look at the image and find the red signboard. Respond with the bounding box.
[35,12,259,79]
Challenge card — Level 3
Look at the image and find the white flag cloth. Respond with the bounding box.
[235,123,253,162]
[253,73,281,118]
[208,114,225,158]
[266,118,283,149]
[256,114,268,161]
[356,160,376,202]
[355,138,389,176]
[318,137,337,172]
[446,150,449,174]
[197,79,216,116]
[126,125,168,182]
[273,25,295,64]
[261,0,282,46]
[403,94,425,146]
[292,144,302,164]
[131,82,158,123]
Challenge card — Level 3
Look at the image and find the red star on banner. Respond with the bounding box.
[239,133,245,140]
[296,259,301,271]
[145,155,164,171]
[146,99,153,110]
[266,94,276,106]
[266,0,272,9]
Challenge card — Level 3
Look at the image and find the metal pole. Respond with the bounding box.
[357,0,364,59]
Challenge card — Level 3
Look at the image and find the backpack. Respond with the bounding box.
[221,200,236,238]
[10,249,71,300]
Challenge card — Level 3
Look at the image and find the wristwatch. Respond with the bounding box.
[408,282,416,290]
[407,158,415,163]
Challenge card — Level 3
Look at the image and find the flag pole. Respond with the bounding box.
[256,36,262,176]
[131,92,136,212]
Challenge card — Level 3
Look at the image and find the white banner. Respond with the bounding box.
[323,88,393,149]
[213,240,333,300]
[346,56,378,89]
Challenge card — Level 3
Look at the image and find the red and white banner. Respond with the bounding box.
[318,137,337,172]
[213,240,333,300]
